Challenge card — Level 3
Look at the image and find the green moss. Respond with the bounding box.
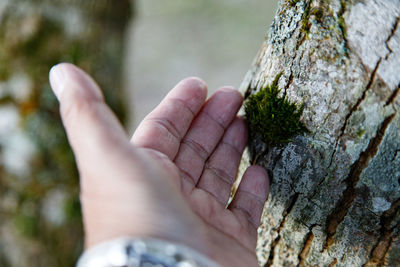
[338,16,347,38]
[245,73,310,147]
[287,0,311,33]
[288,0,301,7]
[310,7,324,23]
[301,2,312,35]
[356,129,366,138]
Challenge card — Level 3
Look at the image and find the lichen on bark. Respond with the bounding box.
[240,0,400,266]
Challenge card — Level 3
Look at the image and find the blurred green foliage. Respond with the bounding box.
[0,1,132,266]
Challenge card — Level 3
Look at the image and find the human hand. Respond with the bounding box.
[49,63,269,266]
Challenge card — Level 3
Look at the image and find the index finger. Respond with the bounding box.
[131,77,207,159]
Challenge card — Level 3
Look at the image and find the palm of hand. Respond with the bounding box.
[51,64,269,267]
[131,78,269,266]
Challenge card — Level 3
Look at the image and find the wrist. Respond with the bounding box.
[77,237,220,267]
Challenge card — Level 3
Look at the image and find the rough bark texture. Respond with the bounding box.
[240,0,400,266]
[0,1,132,266]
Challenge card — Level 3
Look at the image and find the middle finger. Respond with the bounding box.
[174,87,243,193]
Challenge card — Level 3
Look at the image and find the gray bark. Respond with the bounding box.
[0,1,132,266]
[240,0,400,266]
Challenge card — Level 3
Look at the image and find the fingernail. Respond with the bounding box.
[49,64,67,100]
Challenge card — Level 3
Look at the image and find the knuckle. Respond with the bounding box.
[149,117,181,140]
[169,97,196,117]
[182,138,209,160]
[205,163,234,185]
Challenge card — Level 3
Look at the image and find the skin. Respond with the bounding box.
[49,63,270,266]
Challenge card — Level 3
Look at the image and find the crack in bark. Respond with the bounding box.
[329,15,399,170]
[323,20,400,245]
[364,236,393,267]
[295,0,312,51]
[244,83,253,100]
[265,234,280,267]
[323,113,396,250]
[285,72,294,95]
[382,234,397,266]
[265,193,300,267]
[271,148,284,172]
[280,1,311,101]
[340,58,381,142]
[338,0,349,56]
[384,17,400,60]
[329,258,338,267]
[385,85,400,107]
[297,226,316,267]
[298,235,314,267]
[284,49,305,96]
[363,197,400,267]
[327,56,382,171]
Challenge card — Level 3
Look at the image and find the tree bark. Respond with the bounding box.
[0,1,132,266]
[240,0,400,266]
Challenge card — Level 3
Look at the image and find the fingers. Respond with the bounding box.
[174,87,243,193]
[229,166,269,231]
[49,63,128,165]
[132,78,207,159]
[196,117,247,205]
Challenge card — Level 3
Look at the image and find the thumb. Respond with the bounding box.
[49,63,128,166]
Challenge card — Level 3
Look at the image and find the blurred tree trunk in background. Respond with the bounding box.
[0,0,132,266]
[241,0,399,266]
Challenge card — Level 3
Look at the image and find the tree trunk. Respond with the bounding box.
[0,1,132,266]
[240,0,400,266]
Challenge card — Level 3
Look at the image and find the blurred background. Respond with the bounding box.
[0,0,275,266]
[126,0,276,131]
